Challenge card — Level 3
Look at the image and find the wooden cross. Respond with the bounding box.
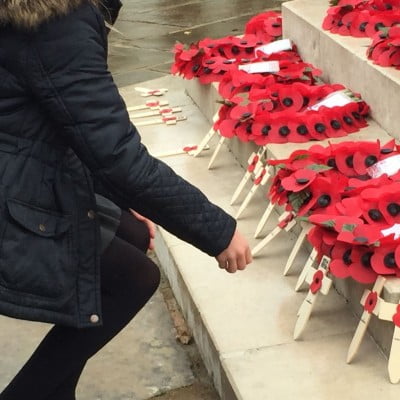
[134,87,168,97]
[294,256,333,340]
[235,165,272,219]
[251,212,297,257]
[192,111,220,158]
[295,248,318,292]
[129,107,182,120]
[134,115,187,127]
[254,201,276,238]
[208,136,226,169]
[346,276,386,364]
[230,146,267,205]
[283,222,312,276]
[377,286,400,383]
[127,100,169,112]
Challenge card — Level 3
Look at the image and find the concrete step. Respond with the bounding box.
[282,0,400,139]
[121,76,400,399]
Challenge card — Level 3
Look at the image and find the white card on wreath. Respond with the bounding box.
[367,154,400,178]
[255,39,292,57]
[238,61,280,74]
[308,90,353,111]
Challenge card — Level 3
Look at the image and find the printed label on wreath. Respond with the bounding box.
[308,90,353,111]
[381,224,400,240]
[367,154,400,178]
[238,61,280,74]
[255,39,292,57]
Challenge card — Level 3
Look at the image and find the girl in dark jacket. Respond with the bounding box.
[0,0,252,399]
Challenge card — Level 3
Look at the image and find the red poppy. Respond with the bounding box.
[336,222,382,245]
[346,246,379,284]
[363,291,378,313]
[307,214,364,232]
[310,270,324,294]
[352,141,380,175]
[379,185,400,225]
[334,143,359,176]
[371,244,400,275]
[269,168,292,205]
[392,304,400,327]
[349,10,372,37]
[218,118,238,139]
[245,11,282,42]
[281,168,318,192]
[330,242,354,279]
[277,84,306,112]
[335,196,364,217]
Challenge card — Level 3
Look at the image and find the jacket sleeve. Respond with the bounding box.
[24,3,236,257]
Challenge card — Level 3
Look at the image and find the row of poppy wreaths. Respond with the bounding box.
[323,0,400,68]
[269,139,400,284]
[172,11,371,145]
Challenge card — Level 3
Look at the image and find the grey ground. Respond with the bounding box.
[0,1,280,399]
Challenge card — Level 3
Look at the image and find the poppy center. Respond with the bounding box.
[368,209,383,221]
[205,59,215,65]
[245,47,254,54]
[359,22,367,32]
[223,59,234,64]
[375,22,386,31]
[327,158,337,168]
[241,112,252,119]
[296,178,309,184]
[246,124,253,134]
[240,40,248,45]
[355,236,369,244]
[192,64,200,72]
[384,252,397,268]
[315,123,326,133]
[262,125,271,136]
[204,67,212,74]
[283,97,294,107]
[297,125,309,135]
[345,155,354,168]
[387,203,400,216]
[343,116,354,125]
[272,23,281,28]
[352,112,362,120]
[317,194,331,207]
[279,126,290,136]
[342,249,352,265]
[365,155,378,167]
[231,46,240,55]
[302,97,310,107]
[361,252,373,268]
[277,185,285,193]
[381,148,393,154]
[330,120,341,130]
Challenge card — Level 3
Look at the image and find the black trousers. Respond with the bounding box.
[0,211,161,400]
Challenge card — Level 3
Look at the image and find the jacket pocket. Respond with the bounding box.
[0,198,73,300]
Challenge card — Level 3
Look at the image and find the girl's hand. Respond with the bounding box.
[215,229,252,273]
[130,209,156,250]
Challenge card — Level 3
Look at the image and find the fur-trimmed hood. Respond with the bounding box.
[0,0,97,29]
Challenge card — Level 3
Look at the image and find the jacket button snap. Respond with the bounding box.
[87,210,96,220]
[39,224,46,232]
[90,314,99,324]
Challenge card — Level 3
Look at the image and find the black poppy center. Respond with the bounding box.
[330,120,341,130]
[344,116,354,125]
[279,126,291,136]
[315,123,326,133]
[297,125,309,135]
[381,148,393,154]
[352,112,362,120]
[192,64,200,73]
[245,47,254,54]
[384,252,397,268]
[262,125,271,136]
[327,158,337,169]
[387,203,400,216]
[283,97,294,107]
[368,209,383,221]
[375,22,386,31]
[277,185,285,193]
[317,194,331,208]
[302,97,310,107]
[296,178,309,184]
[359,21,367,32]
[355,236,369,244]
[345,155,354,168]
[241,112,252,119]
[205,59,215,65]
[246,124,252,134]
[361,251,373,268]
[231,46,240,55]
[204,67,212,74]
[342,249,352,265]
[365,155,378,167]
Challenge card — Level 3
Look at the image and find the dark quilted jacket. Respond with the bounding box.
[0,0,236,328]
